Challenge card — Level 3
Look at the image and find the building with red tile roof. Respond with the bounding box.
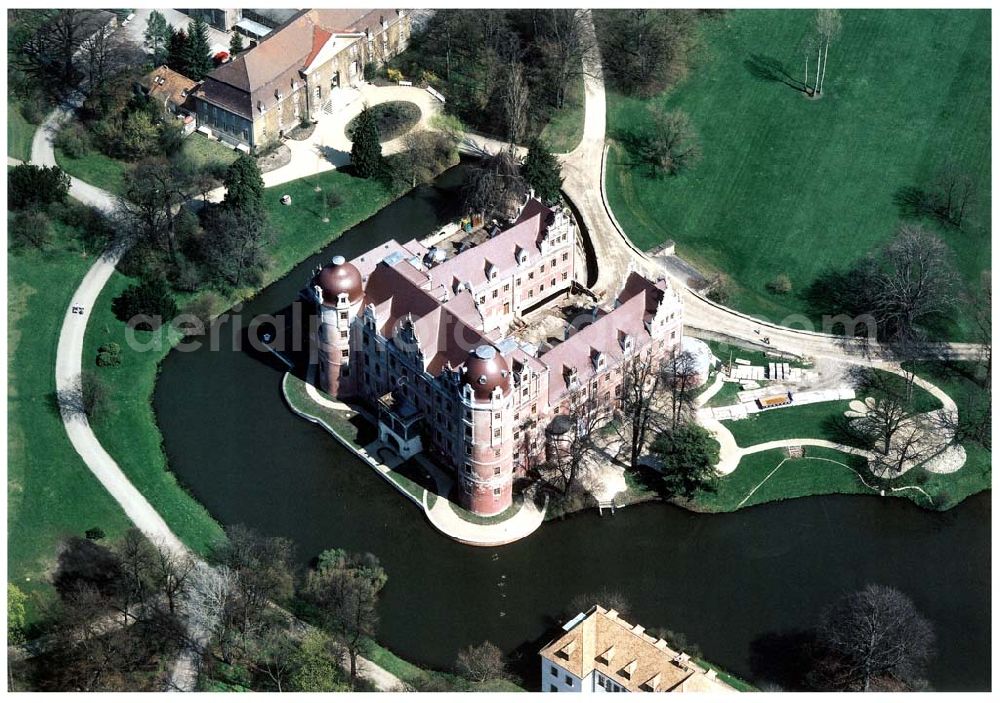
[307,197,683,516]
[192,8,410,150]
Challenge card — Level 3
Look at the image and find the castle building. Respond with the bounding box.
[539,605,737,693]
[309,197,683,516]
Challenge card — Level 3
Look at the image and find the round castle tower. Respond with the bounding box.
[313,255,363,397]
[459,345,515,516]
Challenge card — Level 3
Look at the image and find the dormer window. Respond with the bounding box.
[619,330,633,353]
[563,365,578,387]
[515,246,528,266]
[275,90,283,100]
[485,261,498,280]
[257,100,264,113]
[591,348,605,371]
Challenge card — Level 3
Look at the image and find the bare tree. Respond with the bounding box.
[545,388,608,495]
[211,526,296,665]
[151,544,196,616]
[500,60,530,145]
[617,351,665,469]
[662,347,699,431]
[814,584,935,691]
[463,147,527,221]
[930,160,977,228]
[635,106,702,177]
[456,641,509,683]
[872,225,958,348]
[537,10,595,110]
[814,9,842,96]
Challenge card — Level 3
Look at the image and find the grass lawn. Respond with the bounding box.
[8,100,36,162]
[605,10,991,340]
[7,214,133,625]
[540,74,585,153]
[722,400,855,448]
[83,278,226,556]
[54,131,242,198]
[263,170,398,277]
[692,447,878,512]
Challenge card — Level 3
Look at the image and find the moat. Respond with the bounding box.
[154,166,990,691]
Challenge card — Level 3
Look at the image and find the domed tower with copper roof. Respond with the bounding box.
[458,344,515,515]
[312,255,364,397]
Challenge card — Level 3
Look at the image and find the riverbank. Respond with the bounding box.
[282,370,548,546]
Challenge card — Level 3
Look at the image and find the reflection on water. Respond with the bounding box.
[154,166,990,691]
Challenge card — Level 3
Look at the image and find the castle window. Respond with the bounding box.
[504,283,510,292]
[494,412,501,419]
[494,487,501,496]
[551,258,557,267]
[494,466,501,475]
[340,311,348,320]
[341,350,349,358]
[562,252,569,261]
[494,428,500,438]
[340,330,348,339]
[493,289,498,299]
[562,272,568,281]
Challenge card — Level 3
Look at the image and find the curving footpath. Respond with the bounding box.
[38,106,403,691]
[694,363,966,478]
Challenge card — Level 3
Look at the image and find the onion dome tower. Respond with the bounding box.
[313,255,364,397]
[458,345,515,516]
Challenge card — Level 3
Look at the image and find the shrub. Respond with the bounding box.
[111,277,179,330]
[95,342,122,368]
[10,211,54,250]
[323,190,344,210]
[767,273,792,295]
[85,527,106,541]
[178,292,220,336]
[706,273,732,305]
[346,101,421,143]
[363,62,377,81]
[387,67,404,83]
[54,121,91,158]
[8,164,70,210]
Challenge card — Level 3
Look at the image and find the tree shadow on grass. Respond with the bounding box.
[743,54,809,93]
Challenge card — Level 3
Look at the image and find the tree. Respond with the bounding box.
[8,164,71,210]
[120,159,188,261]
[929,160,977,228]
[150,543,196,616]
[8,583,28,645]
[872,225,958,348]
[287,631,349,692]
[463,147,527,221]
[641,106,702,177]
[200,206,269,288]
[594,9,698,96]
[183,17,215,81]
[350,106,384,179]
[500,60,530,145]
[10,211,54,250]
[211,526,296,665]
[522,138,563,202]
[544,388,608,496]
[111,277,179,330]
[303,550,386,687]
[814,584,935,691]
[80,370,112,422]
[814,9,842,96]
[617,351,665,470]
[145,10,171,63]
[223,154,266,217]
[166,27,190,75]
[10,10,91,99]
[767,273,792,295]
[536,9,594,110]
[456,641,509,683]
[662,348,700,431]
[391,130,457,189]
[229,32,245,56]
[648,423,718,500]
